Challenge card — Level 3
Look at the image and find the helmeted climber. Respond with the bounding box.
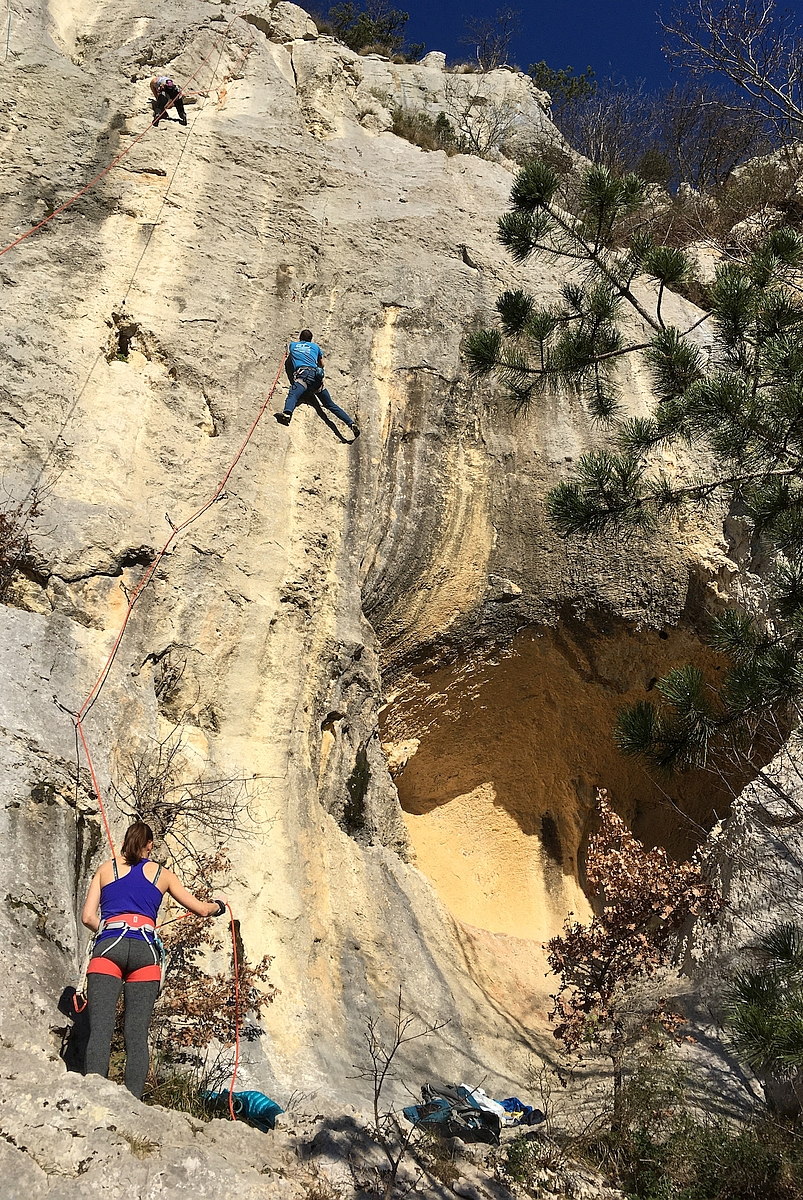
[150,74,187,125]
[275,329,360,438]
[81,820,227,1099]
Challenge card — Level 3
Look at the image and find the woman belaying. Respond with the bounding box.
[81,820,227,1098]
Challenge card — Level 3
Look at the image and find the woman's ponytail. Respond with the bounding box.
[120,821,154,865]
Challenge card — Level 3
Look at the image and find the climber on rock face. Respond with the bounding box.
[81,820,227,1099]
[275,329,360,439]
[150,75,187,125]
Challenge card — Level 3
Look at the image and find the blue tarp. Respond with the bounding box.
[499,1096,546,1126]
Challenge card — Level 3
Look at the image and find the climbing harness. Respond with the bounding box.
[293,365,326,393]
[87,914,164,986]
[87,861,166,983]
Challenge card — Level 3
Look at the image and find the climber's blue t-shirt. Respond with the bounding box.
[289,340,322,371]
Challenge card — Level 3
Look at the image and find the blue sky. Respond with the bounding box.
[399,1,803,89]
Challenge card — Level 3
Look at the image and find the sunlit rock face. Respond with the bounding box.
[0,1,758,1157]
[381,619,739,942]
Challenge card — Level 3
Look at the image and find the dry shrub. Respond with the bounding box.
[0,491,41,603]
[547,789,723,1114]
[635,157,803,252]
[391,107,458,154]
[111,730,253,874]
[513,135,575,174]
[153,848,277,1055]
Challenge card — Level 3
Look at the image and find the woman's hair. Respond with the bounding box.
[120,821,154,865]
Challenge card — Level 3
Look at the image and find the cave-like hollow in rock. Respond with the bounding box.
[380,612,777,943]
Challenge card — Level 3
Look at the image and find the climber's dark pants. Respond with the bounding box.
[155,85,185,123]
[283,379,354,427]
[85,939,160,1099]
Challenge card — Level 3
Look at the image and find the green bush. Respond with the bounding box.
[319,2,424,61]
[522,1057,803,1200]
[589,1111,803,1200]
[391,107,458,154]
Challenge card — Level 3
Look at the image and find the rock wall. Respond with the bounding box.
[0,0,749,1139]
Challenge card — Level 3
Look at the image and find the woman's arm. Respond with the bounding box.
[81,871,102,932]
[164,869,225,918]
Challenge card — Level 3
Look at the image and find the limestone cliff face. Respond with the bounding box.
[1,0,741,1125]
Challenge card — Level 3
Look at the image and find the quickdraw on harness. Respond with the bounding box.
[293,366,325,393]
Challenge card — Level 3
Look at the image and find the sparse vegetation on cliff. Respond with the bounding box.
[354,988,449,1200]
[530,1,803,243]
[313,1,424,61]
[458,6,521,72]
[0,491,41,604]
[390,107,458,155]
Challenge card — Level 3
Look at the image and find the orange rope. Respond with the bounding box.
[72,353,287,855]
[0,10,254,259]
[75,713,117,859]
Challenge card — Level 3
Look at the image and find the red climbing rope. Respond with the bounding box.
[75,716,118,858]
[227,901,241,1121]
[0,9,255,260]
[72,352,287,857]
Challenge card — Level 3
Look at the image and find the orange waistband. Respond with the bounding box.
[101,912,156,930]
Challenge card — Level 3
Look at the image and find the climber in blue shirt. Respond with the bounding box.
[275,330,360,438]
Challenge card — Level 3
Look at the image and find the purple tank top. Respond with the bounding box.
[97,860,164,940]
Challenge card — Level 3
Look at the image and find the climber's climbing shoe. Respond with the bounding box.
[275,412,291,426]
[350,423,361,439]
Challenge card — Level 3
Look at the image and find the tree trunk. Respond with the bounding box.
[611,1048,624,1127]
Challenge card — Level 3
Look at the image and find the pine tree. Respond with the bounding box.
[465,160,803,773]
[725,923,803,1090]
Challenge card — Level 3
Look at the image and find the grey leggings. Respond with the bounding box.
[85,938,160,1099]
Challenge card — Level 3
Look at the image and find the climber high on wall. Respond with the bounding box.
[150,74,187,125]
[275,329,360,439]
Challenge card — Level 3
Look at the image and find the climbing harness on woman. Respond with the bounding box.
[80,821,227,1099]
